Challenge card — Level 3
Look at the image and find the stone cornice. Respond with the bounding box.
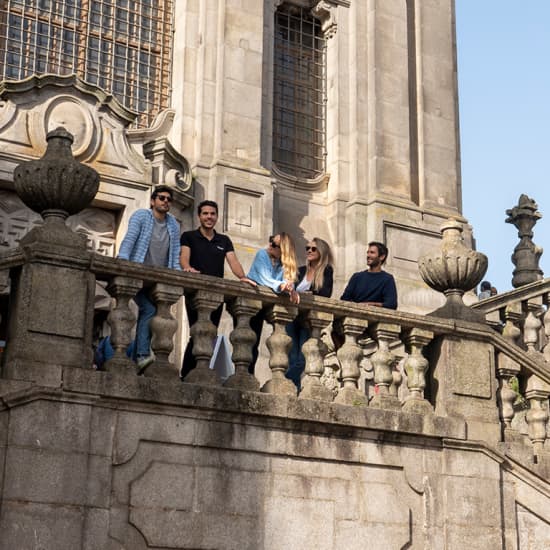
[0,73,137,124]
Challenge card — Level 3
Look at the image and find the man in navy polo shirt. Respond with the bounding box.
[341,241,398,309]
[180,200,254,378]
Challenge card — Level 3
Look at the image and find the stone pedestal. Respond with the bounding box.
[428,335,500,443]
[3,238,95,380]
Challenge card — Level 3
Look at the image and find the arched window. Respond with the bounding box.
[272,3,327,180]
[0,0,174,128]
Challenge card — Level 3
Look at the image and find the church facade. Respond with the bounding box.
[0,0,465,313]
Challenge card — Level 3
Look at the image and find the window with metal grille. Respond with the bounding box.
[273,3,327,180]
[0,0,174,128]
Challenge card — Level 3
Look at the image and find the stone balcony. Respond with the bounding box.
[1,129,550,549]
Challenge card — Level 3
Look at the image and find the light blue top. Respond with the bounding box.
[247,248,285,293]
[118,209,181,270]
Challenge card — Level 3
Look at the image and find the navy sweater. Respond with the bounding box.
[340,270,398,309]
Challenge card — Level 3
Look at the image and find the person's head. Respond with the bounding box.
[367,241,388,271]
[490,286,497,296]
[150,185,174,216]
[480,280,491,292]
[306,237,334,290]
[197,200,219,231]
[268,232,297,282]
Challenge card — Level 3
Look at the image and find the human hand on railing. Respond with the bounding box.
[279,281,294,293]
[289,289,300,305]
[182,266,200,273]
[239,276,257,287]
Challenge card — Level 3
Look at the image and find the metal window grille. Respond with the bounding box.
[273,4,327,180]
[0,0,174,128]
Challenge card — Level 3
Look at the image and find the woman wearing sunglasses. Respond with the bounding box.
[247,232,299,373]
[286,237,334,390]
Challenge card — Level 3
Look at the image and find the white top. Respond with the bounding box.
[296,275,312,292]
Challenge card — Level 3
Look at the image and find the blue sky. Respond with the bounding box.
[455,2,550,293]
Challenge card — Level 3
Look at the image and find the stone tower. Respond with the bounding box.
[171,0,464,311]
[0,0,464,312]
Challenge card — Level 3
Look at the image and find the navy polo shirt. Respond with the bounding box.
[180,229,234,278]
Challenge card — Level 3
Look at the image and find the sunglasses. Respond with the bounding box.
[305,246,317,252]
[269,237,280,249]
[156,195,173,202]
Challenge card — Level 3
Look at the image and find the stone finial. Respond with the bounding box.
[418,218,488,322]
[505,194,543,287]
[13,126,100,224]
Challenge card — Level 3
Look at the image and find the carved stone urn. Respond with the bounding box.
[418,219,488,322]
[13,126,100,246]
[505,194,543,288]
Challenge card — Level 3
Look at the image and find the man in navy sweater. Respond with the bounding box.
[340,242,398,309]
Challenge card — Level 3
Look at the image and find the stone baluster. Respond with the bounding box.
[525,374,550,460]
[541,293,550,362]
[225,297,262,391]
[105,276,143,372]
[183,290,224,385]
[497,303,522,432]
[300,310,334,401]
[522,299,544,355]
[369,322,402,410]
[146,283,184,379]
[334,317,368,406]
[402,328,434,414]
[262,304,298,395]
[319,328,340,399]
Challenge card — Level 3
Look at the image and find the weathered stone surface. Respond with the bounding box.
[0,502,84,550]
[0,374,548,548]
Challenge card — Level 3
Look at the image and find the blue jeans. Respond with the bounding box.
[133,288,157,359]
[286,320,310,390]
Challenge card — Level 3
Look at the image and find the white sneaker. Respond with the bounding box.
[136,354,154,374]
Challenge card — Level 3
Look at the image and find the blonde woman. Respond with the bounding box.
[286,238,334,389]
[247,232,299,373]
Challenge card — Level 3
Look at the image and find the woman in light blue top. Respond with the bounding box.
[247,232,299,373]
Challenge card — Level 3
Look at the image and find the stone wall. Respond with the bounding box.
[1,370,549,549]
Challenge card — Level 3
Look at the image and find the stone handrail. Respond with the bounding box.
[472,277,550,314]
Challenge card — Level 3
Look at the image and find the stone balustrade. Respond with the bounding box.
[2,244,550,463]
[2,130,550,467]
[472,279,550,461]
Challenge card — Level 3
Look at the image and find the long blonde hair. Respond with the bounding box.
[278,232,297,283]
[309,237,334,290]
